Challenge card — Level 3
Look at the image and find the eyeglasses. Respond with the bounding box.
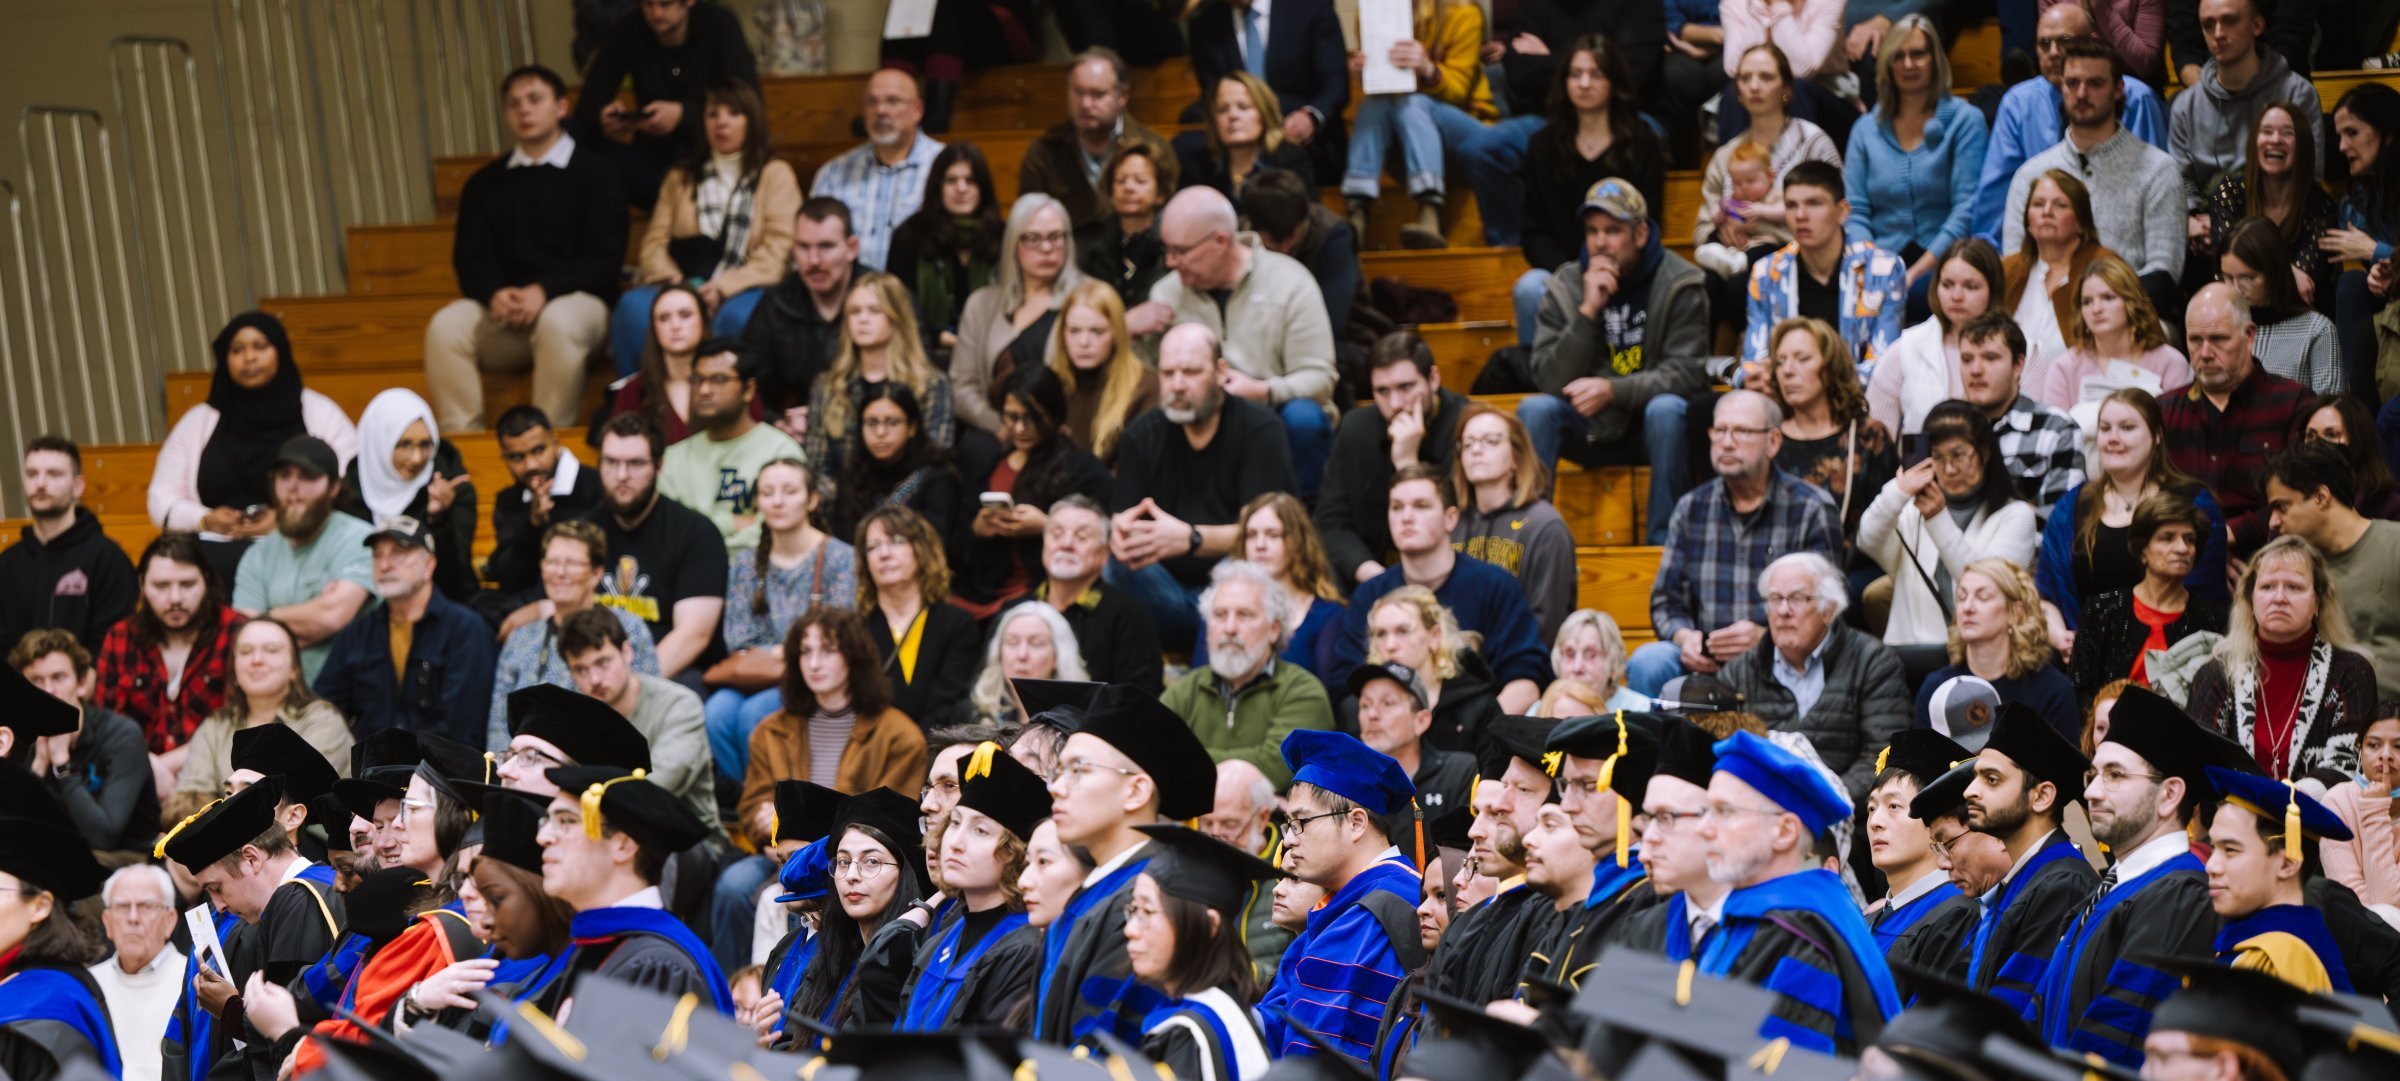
[1000,410,1036,429]
[1762,591,1821,612]
[1701,802,1787,822]
[1162,233,1219,261]
[2221,270,2265,290]
[1649,808,1706,831]
[2083,765,2164,787]
[1057,759,1139,785]
[1018,230,1068,251]
[105,901,170,917]
[833,855,895,878]
[1931,447,1978,470]
[1459,432,1509,450]
[539,558,592,573]
[920,778,961,801]
[1890,47,1934,65]
[1272,808,1348,838]
[499,746,564,772]
[394,797,432,828]
[1708,425,1773,443]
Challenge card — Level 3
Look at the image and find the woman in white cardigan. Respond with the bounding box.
[1858,400,2037,646]
[1865,237,2003,437]
[148,312,358,539]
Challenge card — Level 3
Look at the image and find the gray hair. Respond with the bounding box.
[1049,494,1111,545]
[1758,552,1850,618]
[1200,559,1294,649]
[970,601,1092,719]
[1071,47,1130,91]
[998,193,1085,309]
[101,863,176,909]
[1218,758,1276,818]
[1550,609,1630,690]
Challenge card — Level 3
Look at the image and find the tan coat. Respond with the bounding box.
[636,158,802,297]
[736,704,926,844]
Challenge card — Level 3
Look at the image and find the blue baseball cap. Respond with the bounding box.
[1283,729,1416,815]
[1710,730,1853,836]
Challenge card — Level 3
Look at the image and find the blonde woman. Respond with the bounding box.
[951,193,1087,437]
[967,601,1092,725]
[1047,280,1159,464]
[169,618,353,823]
[1190,73,1315,196]
[2185,535,2378,780]
[1364,585,1499,751]
[1192,492,1348,681]
[1547,609,1647,714]
[2033,255,2190,420]
[1912,558,2080,741]
[803,272,956,500]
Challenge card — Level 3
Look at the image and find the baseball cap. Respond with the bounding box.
[1580,178,1648,223]
[364,515,435,553]
[272,435,340,478]
[1925,674,2001,752]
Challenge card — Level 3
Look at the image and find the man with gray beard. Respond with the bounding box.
[1107,323,1298,647]
[310,515,495,747]
[1162,560,1335,790]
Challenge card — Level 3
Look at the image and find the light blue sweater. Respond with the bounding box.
[1843,94,1986,260]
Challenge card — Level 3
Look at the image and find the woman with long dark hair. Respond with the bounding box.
[2204,101,2337,308]
[2326,82,2400,396]
[783,788,927,1038]
[829,381,963,546]
[1124,825,1278,1081]
[1858,401,2037,647]
[1509,34,1666,345]
[952,367,1110,619]
[2291,393,2400,519]
[2220,216,2343,393]
[609,285,763,444]
[804,272,957,498]
[884,142,1004,360]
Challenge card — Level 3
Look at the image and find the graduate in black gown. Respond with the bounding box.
[1608,716,1724,955]
[1663,730,1901,1056]
[785,788,927,1034]
[159,777,347,1081]
[1864,731,1981,998]
[881,744,1047,1030]
[1536,711,1666,989]
[748,780,840,1043]
[2027,687,2222,1066]
[1123,825,1281,1081]
[1029,685,1217,1046]
[1958,704,2097,1015]
[2203,766,2356,993]
[1421,715,1557,1005]
[530,766,730,1020]
[0,755,117,1081]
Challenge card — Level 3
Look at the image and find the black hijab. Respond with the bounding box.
[197,312,307,510]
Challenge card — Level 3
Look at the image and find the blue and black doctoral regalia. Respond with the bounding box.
[1257,855,1422,1067]
[1874,874,1979,999]
[0,965,122,1081]
[1965,830,2096,1014]
[1526,853,1658,992]
[1033,851,1155,1044]
[532,906,733,1021]
[2217,903,2355,993]
[1140,988,1272,1081]
[897,906,1041,1031]
[2027,848,2217,1067]
[1662,868,1904,1056]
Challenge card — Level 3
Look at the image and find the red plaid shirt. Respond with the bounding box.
[95,605,246,753]
[2161,367,2311,556]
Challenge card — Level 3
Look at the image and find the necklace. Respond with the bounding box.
[2257,674,2302,775]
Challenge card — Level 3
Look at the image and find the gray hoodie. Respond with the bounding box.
[1527,225,1710,445]
[2167,45,2321,211]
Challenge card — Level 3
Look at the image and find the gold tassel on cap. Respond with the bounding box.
[966,741,1001,781]
[581,768,648,840]
[1747,1038,1791,1075]
[1874,745,1891,775]
[1542,751,1563,777]
[1675,959,1696,1006]
[154,796,226,859]
[1598,710,1632,868]
[2284,781,2303,864]
[649,994,698,1060]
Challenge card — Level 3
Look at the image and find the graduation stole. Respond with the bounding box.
[1679,870,1904,1033]
[898,910,1029,1031]
[1967,832,2087,985]
[566,907,735,1014]
[1032,856,1149,1039]
[2030,852,2206,1048]
[1871,880,1964,953]
[0,966,123,1078]
[2215,904,2354,994]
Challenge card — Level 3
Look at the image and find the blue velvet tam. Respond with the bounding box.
[1283,729,1417,815]
[2206,766,2355,854]
[773,836,832,903]
[1710,730,1852,836]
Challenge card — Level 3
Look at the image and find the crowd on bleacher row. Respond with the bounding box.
[14,0,2400,1080]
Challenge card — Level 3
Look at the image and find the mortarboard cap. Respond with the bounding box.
[953,742,1052,840]
[508,685,651,772]
[1611,1042,1714,1081]
[317,795,354,851]
[2206,766,2354,864]
[772,836,833,904]
[446,780,550,874]
[1549,710,1662,865]
[771,780,842,848]
[334,729,419,819]
[159,776,285,870]
[2144,954,2318,1077]
[230,722,340,804]
[1975,1034,2144,1081]
[0,816,107,900]
[0,663,79,740]
[1284,729,1416,815]
[1408,990,1557,1080]
[544,766,710,855]
[1072,683,1217,818]
[347,865,438,946]
[2295,1001,2400,1081]
[1877,730,1973,787]
[1876,964,2040,1066]
[1477,714,1559,783]
[819,1030,1017,1080]
[2104,686,2243,797]
[1910,762,1978,822]
[415,731,494,788]
[1925,675,2001,752]
[830,787,926,888]
[1712,730,1853,836]
[1008,677,1101,728]
[1652,717,1719,790]
[1979,703,2089,804]
[1132,823,1284,915]
[1426,803,1473,853]
[1569,945,1789,1069]
[1655,673,1744,714]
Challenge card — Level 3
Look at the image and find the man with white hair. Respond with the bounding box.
[1108,323,1298,647]
[2160,281,2309,558]
[1717,553,1913,801]
[1201,757,1295,983]
[1132,186,1339,494]
[89,864,183,1081]
[1633,389,1840,696]
[1161,560,1336,790]
[1035,495,1163,694]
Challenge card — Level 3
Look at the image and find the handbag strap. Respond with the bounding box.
[806,539,828,607]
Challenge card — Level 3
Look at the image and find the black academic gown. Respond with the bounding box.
[2309,876,2400,1000]
[1032,854,1149,1045]
[1140,988,1270,1081]
[1876,890,1980,999]
[1425,880,1546,1002]
[1526,868,1661,992]
[1967,831,2097,1017]
[2027,851,2217,1067]
[206,877,344,1081]
[869,906,1043,1030]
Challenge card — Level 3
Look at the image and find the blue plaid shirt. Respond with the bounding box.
[1650,467,1839,641]
[808,132,945,269]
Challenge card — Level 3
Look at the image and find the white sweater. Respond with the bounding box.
[1857,478,2039,646]
[148,392,358,531]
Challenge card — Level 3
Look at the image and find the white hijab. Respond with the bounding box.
[356,388,439,522]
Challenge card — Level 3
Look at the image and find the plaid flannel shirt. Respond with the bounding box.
[808,132,944,270]
[1742,240,1908,384]
[2161,368,2311,552]
[1651,468,1840,641]
[1994,394,2086,526]
[94,606,246,753]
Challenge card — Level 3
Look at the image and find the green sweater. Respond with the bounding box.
[1160,660,1336,790]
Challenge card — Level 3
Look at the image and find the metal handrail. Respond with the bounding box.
[17,107,147,443]
[111,35,244,370]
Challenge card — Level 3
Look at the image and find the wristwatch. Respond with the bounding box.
[1188,525,1203,556]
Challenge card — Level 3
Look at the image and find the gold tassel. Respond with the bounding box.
[966,741,1001,781]
[1542,751,1563,777]
[2284,782,2303,865]
[1874,745,1891,775]
[1412,798,1426,870]
[1747,1038,1792,1075]
[1600,710,1632,868]
[1674,960,1696,1006]
[650,995,698,1061]
[154,796,226,859]
[581,768,648,840]
[769,809,781,847]
[1615,794,1632,868]
[511,1002,587,1061]
[1013,1062,1038,1081]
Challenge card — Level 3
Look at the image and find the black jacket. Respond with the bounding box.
[313,590,497,748]
[52,706,157,853]
[1285,203,1365,338]
[1313,389,1468,583]
[0,508,136,654]
[950,444,1114,606]
[485,454,607,599]
[742,270,870,415]
[2068,589,2231,701]
[1039,578,1165,696]
[1076,218,1170,307]
[873,602,984,729]
[570,1,760,165]
[1494,0,1665,124]
[336,439,479,603]
[1187,0,1349,153]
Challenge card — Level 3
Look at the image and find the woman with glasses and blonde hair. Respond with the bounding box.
[1192,492,1347,681]
[1364,585,1498,751]
[1188,73,1315,197]
[804,272,956,500]
[2185,534,2378,780]
[1912,558,2080,739]
[1545,609,1646,714]
[1448,402,1575,644]
[1045,280,1160,465]
[952,194,1087,440]
[171,618,354,823]
[2033,255,2190,418]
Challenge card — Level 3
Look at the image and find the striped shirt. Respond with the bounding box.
[809,132,945,270]
[1651,468,1840,641]
[806,706,857,791]
[1992,394,2085,526]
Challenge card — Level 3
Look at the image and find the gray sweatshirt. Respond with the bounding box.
[2168,46,2321,211]
[2003,127,2187,279]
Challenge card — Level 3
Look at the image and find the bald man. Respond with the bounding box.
[2160,283,2310,557]
[1106,322,1299,649]
[809,69,945,269]
[1134,186,1339,495]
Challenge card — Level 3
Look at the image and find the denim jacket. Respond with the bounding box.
[313,589,497,749]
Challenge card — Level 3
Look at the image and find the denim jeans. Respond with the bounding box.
[703,686,784,785]
[610,283,769,378]
[1342,94,1490,202]
[1515,392,1691,544]
[1626,640,1689,697]
[1105,558,1205,653]
[1512,268,1554,347]
[1454,115,1544,246]
[1281,398,1334,499]
[709,852,776,971]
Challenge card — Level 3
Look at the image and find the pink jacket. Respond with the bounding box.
[2033,345,2191,414]
[2321,781,2400,908]
[1721,0,1842,80]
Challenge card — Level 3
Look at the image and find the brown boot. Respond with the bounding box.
[1346,198,1372,246]
[1400,195,1448,249]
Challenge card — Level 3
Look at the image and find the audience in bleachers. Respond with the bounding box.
[705,457,850,777]
[2161,283,2310,554]
[1316,332,1462,586]
[742,198,869,438]
[855,505,979,729]
[2169,0,2322,227]
[2168,0,2318,89]
[1449,404,1576,645]
[1844,16,1989,323]
[1975,5,2168,248]
[1357,584,1504,750]
[804,272,959,502]
[953,194,1084,440]
[1186,74,1318,199]
[1199,492,1345,682]
[2319,705,2400,905]
[2185,533,2377,778]
[1074,145,1175,306]
[489,519,661,749]
[811,70,943,272]
[161,616,350,822]
[1521,177,1708,542]
[583,412,730,682]
[952,368,1111,621]
[2003,169,2117,384]
[1507,36,1671,344]
[1184,0,1349,183]
[1338,0,1495,250]
[481,406,602,612]
[1951,312,2086,525]
[569,0,758,208]
[1764,315,1898,552]
[2220,216,2344,391]
[14,630,161,854]
[884,143,1004,361]
[2065,487,2227,700]
[1545,608,1647,714]
[614,287,752,444]
[2328,83,2400,392]
[1022,50,1175,234]
[1717,2,1846,151]
[2259,443,2400,704]
[657,343,805,547]
[229,436,373,682]
[1717,551,1910,799]
[1912,557,2079,738]
[1656,0,1726,156]
[1692,44,1844,330]
[557,606,716,831]
[2,437,135,653]
[1162,559,1336,788]
[1742,161,1909,381]
[966,600,1089,727]
[1032,494,1162,693]
[612,79,797,379]
[1045,281,1159,465]
[1869,237,2002,436]
[827,381,962,546]
[2000,39,2185,313]
[2203,102,2337,306]
[1243,169,1369,343]
[427,66,626,434]
[2292,393,2400,519]
[1858,400,2039,647]
[2037,385,2229,649]
[95,534,244,782]
[337,389,478,603]
[874,0,1038,133]
[2033,254,2193,415]
[311,514,494,748]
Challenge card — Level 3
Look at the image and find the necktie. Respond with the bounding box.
[1691,913,1717,950]
[1240,6,1266,77]
[2075,865,2119,929]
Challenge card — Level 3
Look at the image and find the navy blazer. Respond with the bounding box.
[1187,0,1349,142]
[313,588,498,749]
